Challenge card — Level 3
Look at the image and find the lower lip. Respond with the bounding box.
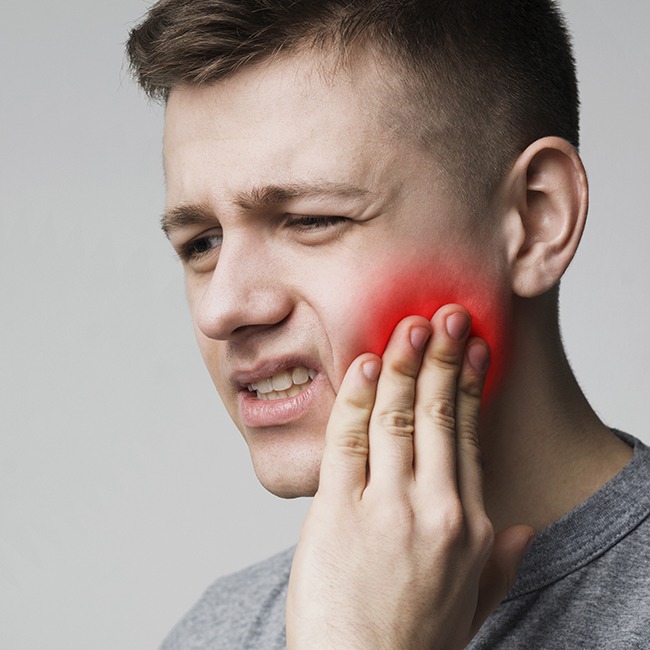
[238,375,322,428]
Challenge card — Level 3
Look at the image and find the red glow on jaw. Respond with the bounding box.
[357,266,511,402]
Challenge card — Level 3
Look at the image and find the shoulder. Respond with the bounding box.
[160,546,294,650]
[471,433,650,649]
[208,545,295,603]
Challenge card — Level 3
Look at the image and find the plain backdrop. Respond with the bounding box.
[1,1,648,648]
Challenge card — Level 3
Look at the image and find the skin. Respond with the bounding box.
[287,308,533,648]
[162,47,634,647]
[163,51,511,497]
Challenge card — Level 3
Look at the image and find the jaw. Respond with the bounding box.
[246,426,325,498]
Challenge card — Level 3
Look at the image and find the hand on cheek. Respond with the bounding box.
[351,265,511,402]
[286,305,534,650]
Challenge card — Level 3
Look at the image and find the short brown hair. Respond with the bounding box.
[126,0,579,209]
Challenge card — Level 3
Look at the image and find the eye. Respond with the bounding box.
[287,215,348,232]
[177,229,223,264]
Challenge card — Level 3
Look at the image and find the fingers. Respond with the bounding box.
[310,305,504,649]
[413,305,476,493]
[456,338,491,517]
[318,353,381,501]
[366,316,432,488]
[319,305,490,510]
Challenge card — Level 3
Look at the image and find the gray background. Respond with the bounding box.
[1,1,648,648]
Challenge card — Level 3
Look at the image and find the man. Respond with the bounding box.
[127,1,650,647]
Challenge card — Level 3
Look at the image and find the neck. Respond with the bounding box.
[480,294,633,533]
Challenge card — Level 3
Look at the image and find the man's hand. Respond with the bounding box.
[286,305,534,649]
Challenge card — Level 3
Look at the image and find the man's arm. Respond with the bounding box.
[287,305,534,649]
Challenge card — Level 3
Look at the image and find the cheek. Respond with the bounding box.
[193,326,241,421]
[333,262,512,401]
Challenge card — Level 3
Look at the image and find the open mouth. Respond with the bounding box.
[246,366,317,401]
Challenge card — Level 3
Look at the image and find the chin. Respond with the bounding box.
[248,440,322,498]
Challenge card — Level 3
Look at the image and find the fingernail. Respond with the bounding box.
[467,342,490,373]
[446,312,470,340]
[362,359,381,382]
[410,326,430,351]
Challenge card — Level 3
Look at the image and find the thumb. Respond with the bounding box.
[471,524,536,636]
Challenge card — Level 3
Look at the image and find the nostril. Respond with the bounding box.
[193,269,294,341]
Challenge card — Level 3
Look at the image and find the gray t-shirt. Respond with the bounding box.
[161,432,650,649]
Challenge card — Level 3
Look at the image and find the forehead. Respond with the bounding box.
[162,49,457,222]
[165,47,398,128]
[165,51,399,163]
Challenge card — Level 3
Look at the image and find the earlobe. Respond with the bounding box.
[503,137,589,298]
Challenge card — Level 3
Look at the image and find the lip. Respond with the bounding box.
[238,371,323,428]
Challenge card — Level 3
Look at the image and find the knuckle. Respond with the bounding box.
[342,391,374,414]
[431,350,462,372]
[335,395,373,424]
[375,408,415,439]
[468,516,495,566]
[385,355,419,380]
[473,515,495,551]
[424,396,456,430]
[379,499,416,535]
[439,501,466,540]
[460,373,485,399]
[458,399,480,431]
[419,497,466,541]
[333,427,369,458]
[458,424,482,464]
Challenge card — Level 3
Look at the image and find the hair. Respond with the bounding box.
[126,0,579,211]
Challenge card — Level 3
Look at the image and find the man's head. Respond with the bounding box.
[127,0,579,211]
[126,0,588,497]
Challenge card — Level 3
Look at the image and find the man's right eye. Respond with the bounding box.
[177,230,223,266]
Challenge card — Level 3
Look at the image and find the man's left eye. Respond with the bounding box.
[287,216,348,231]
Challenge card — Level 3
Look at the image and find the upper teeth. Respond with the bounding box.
[248,366,317,395]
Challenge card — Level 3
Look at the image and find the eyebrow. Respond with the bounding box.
[161,203,214,237]
[161,181,372,236]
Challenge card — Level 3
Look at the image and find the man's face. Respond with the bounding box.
[163,51,511,497]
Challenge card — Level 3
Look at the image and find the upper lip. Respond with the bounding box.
[230,355,319,389]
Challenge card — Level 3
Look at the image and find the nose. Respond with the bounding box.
[194,235,293,340]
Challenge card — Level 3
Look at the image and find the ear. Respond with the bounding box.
[501,137,589,298]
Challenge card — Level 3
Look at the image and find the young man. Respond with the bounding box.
[127,1,650,647]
